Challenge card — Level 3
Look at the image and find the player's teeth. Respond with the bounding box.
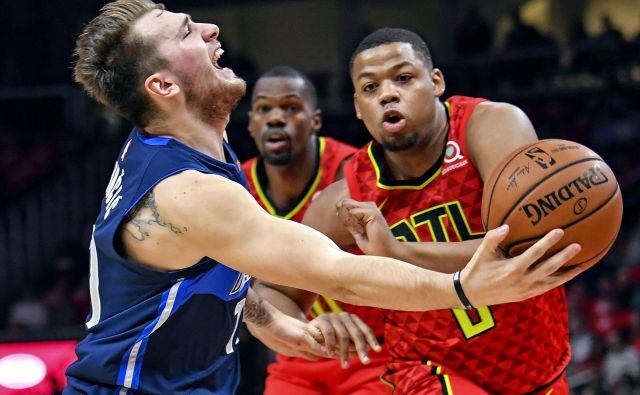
[212,48,224,62]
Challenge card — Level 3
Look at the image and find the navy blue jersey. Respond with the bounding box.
[65,129,251,395]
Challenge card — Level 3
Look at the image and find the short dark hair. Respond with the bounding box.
[255,66,318,108]
[349,27,433,74]
[73,0,167,127]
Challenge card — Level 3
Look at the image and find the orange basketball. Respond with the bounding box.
[481,139,623,269]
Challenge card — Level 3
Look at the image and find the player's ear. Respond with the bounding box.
[145,72,181,100]
[310,109,322,134]
[353,93,362,120]
[431,68,446,98]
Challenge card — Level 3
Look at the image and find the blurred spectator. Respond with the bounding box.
[454,6,492,54]
[602,331,640,392]
[7,288,48,331]
[503,10,552,51]
[596,15,625,48]
[588,275,633,337]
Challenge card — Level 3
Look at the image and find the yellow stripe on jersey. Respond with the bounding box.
[425,360,454,394]
[310,296,344,319]
[311,302,326,317]
[252,137,326,219]
[444,201,485,241]
[324,297,344,313]
[379,373,396,392]
[367,142,442,190]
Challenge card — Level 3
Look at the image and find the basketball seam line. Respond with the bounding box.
[497,157,604,227]
[483,140,541,230]
[503,184,620,255]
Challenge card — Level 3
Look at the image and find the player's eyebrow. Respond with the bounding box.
[356,61,414,81]
[254,94,301,102]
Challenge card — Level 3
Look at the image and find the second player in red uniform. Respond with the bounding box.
[304,28,573,394]
[242,66,389,394]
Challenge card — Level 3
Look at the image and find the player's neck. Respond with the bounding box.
[383,102,449,180]
[145,112,229,161]
[262,139,318,208]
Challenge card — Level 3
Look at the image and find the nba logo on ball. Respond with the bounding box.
[482,139,623,270]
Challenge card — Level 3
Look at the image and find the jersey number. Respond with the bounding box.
[86,227,102,329]
[389,202,496,340]
[226,298,246,354]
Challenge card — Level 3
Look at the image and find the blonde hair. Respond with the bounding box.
[73,0,166,126]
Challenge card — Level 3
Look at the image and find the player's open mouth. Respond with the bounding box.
[211,46,224,69]
[263,130,290,151]
[382,110,407,133]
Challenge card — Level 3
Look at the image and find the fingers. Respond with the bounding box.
[327,314,352,368]
[517,228,564,264]
[335,312,371,366]
[300,327,330,359]
[475,225,509,259]
[310,313,376,368]
[337,198,375,211]
[529,243,582,278]
[311,318,337,355]
[350,314,381,353]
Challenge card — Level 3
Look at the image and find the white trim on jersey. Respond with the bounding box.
[123,279,184,389]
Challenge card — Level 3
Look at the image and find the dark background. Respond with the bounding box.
[0,0,639,394]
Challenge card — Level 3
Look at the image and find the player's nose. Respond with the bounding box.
[378,81,399,106]
[201,23,219,42]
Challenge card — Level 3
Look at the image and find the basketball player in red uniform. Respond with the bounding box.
[303,28,575,394]
[242,66,390,394]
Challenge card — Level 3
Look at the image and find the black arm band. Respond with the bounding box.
[453,271,474,310]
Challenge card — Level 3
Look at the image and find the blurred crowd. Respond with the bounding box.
[0,5,639,395]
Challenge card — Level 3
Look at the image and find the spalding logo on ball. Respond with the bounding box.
[481,139,623,270]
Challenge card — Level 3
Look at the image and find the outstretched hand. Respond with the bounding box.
[250,313,330,361]
[309,312,381,368]
[461,225,583,307]
[336,198,398,256]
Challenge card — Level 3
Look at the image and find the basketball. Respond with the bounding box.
[481,139,623,268]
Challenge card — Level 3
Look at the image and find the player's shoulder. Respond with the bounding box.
[322,136,355,148]
[154,170,240,202]
[309,178,350,210]
[469,101,527,125]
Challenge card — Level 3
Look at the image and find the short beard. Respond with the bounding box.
[263,151,293,166]
[381,133,418,152]
[261,133,292,165]
[185,74,247,122]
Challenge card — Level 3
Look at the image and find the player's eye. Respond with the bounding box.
[363,83,376,92]
[184,25,192,38]
[397,74,412,82]
[257,105,270,114]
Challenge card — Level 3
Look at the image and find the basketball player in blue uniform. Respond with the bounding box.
[66,1,583,393]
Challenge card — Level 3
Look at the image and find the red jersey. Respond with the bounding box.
[242,136,385,336]
[244,136,354,222]
[344,96,570,394]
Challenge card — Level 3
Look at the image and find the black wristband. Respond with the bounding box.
[453,271,474,310]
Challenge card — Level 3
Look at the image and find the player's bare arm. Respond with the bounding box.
[302,178,356,249]
[306,178,482,273]
[336,198,480,273]
[249,281,378,365]
[466,101,538,182]
[250,173,378,365]
[122,169,581,310]
[243,287,331,361]
[334,102,542,273]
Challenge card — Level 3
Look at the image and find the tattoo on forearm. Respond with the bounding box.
[244,295,273,327]
[123,190,187,241]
